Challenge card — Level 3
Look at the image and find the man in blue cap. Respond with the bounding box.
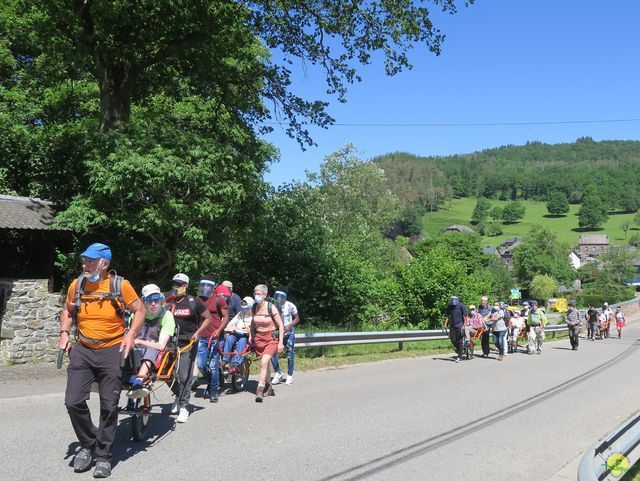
[58,243,146,478]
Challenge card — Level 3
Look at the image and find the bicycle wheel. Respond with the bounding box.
[231,361,250,392]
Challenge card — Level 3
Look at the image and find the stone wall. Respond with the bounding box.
[0,278,62,364]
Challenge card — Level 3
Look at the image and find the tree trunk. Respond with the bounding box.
[98,62,137,133]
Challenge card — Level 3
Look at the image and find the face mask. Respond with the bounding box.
[84,259,105,282]
[254,294,265,304]
[174,284,187,297]
[470,309,476,313]
[145,305,164,321]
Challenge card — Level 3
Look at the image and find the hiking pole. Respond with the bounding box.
[56,349,65,369]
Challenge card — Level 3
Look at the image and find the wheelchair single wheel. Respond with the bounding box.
[231,361,250,392]
[131,397,150,441]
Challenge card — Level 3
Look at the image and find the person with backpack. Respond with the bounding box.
[565,299,580,351]
[167,273,211,423]
[527,300,547,354]
[196,278,230,403]
[58,243,146,478]
[444,295,467,363]
[586,305,599,340]
[271,289,300,385]
[249,284,284,402]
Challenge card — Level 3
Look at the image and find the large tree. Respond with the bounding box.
[6,0,472,139]
[546,191,570,216]
[578,185,609,229]
[1,0,472,283]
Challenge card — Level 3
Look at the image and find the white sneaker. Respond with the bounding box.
[171,399,179,415]
[285,375,293,385]
[271,372,285,385]
[176,407,189,423]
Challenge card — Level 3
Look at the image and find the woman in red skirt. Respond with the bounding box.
[249,284,284,402]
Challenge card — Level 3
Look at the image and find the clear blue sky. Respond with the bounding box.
[262,0,640,186]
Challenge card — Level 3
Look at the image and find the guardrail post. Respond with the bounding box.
[398,342,404,351]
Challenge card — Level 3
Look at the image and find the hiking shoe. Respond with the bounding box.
[271,372,285,385]
[73,448,93,472]
[210,392,218,403]
[285,375,293,385]
[93,461,111,478]
[170,399,179,415]
[176,407,189,423]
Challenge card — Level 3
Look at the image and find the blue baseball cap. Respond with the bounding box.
[80,243,112,261]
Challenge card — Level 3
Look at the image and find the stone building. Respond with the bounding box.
[0,195,69,364]
[575,234,610,261]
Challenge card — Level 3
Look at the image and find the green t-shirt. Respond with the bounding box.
[160,310,176,338]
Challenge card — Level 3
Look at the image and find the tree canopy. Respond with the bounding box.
[546,191,570,216]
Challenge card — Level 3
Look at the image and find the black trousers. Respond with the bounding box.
[449,326,463,358]
[568,324,580,348]
[65,342,122,462]
[481,330,491,356]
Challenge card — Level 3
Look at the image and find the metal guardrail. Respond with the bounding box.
[294,323,568,350]
[578,411,640,481]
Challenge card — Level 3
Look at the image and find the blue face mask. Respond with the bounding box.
[84,259,105,282]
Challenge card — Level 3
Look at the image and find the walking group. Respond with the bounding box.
[58,244,300,478]
[444,295,626,362]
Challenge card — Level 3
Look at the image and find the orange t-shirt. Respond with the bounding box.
[66,275,139,348]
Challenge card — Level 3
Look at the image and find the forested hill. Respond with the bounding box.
[373,138,640,212]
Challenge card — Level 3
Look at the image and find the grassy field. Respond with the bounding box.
[421,198,639,247]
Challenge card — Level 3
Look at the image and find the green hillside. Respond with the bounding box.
[422,198,639,247]
[375,139,640,214]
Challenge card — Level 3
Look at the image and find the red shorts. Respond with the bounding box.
[254,331,277,357]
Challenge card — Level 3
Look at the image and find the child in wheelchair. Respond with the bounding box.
[125,284,176,400]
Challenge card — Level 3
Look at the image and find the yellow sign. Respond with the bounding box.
[607,453,629,478]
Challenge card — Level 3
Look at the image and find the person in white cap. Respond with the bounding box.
[125,284,176,399]
[166,273,211,422]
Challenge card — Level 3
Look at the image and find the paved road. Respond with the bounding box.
[2,317,639,481]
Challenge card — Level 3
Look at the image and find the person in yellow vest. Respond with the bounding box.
[58,243,145,478]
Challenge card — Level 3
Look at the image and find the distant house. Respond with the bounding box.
[442,224,475,234]
[575,234,609,261]
[481,246,499,257]
[497,237,524,271]
[569,251,581,270]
